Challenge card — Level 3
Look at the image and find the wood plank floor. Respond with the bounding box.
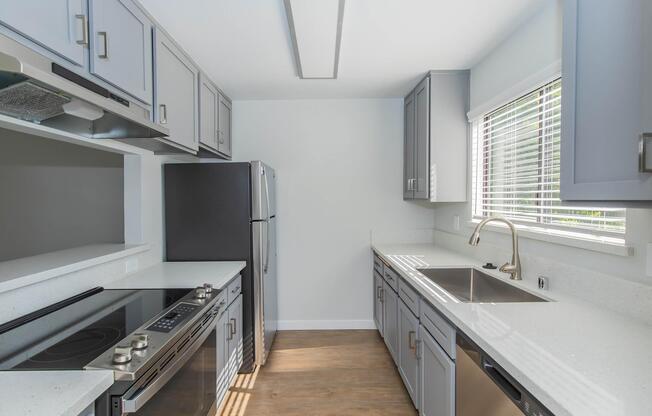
[219,330,418,416]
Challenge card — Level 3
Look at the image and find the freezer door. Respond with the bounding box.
[251,161,276,221]
[252,218,277,366]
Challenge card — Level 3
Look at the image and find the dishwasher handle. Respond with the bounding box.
[482,359,522,403]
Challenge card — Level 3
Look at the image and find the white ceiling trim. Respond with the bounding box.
[284,0,345,79]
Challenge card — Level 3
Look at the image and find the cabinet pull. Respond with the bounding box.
[75,14,88,45]
[639,133,652,173]
[230,318,237,336]
[97,31,109,59]
[407,178,413,191]
[226,322,233,340]
[219,130,225,144]
[159,104,168,124]
[415,339,422,360]
[408,330,417,351]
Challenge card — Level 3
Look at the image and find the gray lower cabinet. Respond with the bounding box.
[0,0,87,67]
[383,280,399,364]
[227,294,243,372]
[218,93,232,158]
[215,300,230,399]
[153,27,199,152]
[419,326,455,416]
[561,0,652,202]
[373,271,384,337]
[403,71,469,202]
[398,298,420,408]
[217,289,243,407]
[199,73,219,151]
[88,0,153,104]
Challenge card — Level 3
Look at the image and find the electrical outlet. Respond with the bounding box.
[537,276,549,290]
[453,215,460,231]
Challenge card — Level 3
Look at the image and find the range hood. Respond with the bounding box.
[0,32,186,153]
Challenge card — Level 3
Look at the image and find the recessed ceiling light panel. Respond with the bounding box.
[284,0,345,79]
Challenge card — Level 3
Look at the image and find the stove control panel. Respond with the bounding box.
[146,303,199,333]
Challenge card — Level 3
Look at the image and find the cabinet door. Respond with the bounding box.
[218,93,232,158]
[0,0,87,66]
[215,308,229,399]
[404,92,416,199]
[373,272,384,337]
[420,327,454,416]
[227,294,243,374]
[561,0,652,201]
[154,28,199,152]
[199,74,219,150]
[383,281,399,364]
[398,299,420,408]
[88,0,153,104]
[414,77,430,200]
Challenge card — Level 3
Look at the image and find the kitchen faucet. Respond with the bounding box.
[468,217,522,281]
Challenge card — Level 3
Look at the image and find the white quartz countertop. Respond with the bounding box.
[0,370,113,416]
[106,261,246,291]
[372,243,652,416]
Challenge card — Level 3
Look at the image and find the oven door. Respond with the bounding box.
[114,315,217,416]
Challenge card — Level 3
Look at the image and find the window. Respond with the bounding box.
[471,78,626,243]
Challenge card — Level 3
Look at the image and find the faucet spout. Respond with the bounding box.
[468,217,522,280]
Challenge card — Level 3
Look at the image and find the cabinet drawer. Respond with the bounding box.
[420,299,456,359]
[398,278,419,318]
[373,254,384,275]
[383,266,399,292]
[227,275,242,306]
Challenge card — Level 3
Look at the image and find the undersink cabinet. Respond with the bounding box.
[383,279,399,364]
[88,0,153,104]
[561,0,652,202]
[0,0,88,67]
[419,327,455,416]
[398,298,420,408]
[153,27,199,152]
[404,71,469,202]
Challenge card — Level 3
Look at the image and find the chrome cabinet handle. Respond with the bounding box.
[159,104,167,124]
[97,31,108,58]
[230,318,237,336]
[380,287,384,302]
[408,331,417,351]
[376,286,382,300]
[639,133,652,173]
[415,339,422,359]
[407,178,413,191]
[219,130,224,144]
[227,322,233,340]
[75,14,88,45]
[414,178,419,192]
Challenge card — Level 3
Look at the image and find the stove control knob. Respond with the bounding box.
[131,333,149,350]
[194,287,207,299]
[203,283,213,293]
[113,346,133,364]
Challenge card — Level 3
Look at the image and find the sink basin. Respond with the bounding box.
[416,268,547,303]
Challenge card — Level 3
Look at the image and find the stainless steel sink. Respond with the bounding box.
[416,268,547,303]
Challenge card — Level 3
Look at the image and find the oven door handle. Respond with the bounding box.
[120,313,218,413]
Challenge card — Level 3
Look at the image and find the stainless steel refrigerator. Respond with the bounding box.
[164,161,278,371]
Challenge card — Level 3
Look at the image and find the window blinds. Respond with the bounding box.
[471,79,626,238]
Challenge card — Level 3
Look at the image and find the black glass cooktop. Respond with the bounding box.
[0,288,190,371]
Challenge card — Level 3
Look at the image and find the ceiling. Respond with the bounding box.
[139,0,547,99]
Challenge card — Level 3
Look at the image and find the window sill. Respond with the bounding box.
[466,220,633,257]
[0,244,151,294]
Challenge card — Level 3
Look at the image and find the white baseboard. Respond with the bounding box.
[277,320,376,330]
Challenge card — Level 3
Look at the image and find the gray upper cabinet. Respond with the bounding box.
[404,92,416,199]
[154,27,199,152]
[0,0,87,66]
[199,73,219,151]
[420,326,454,416]
[88,0,153,104]
[218,93,232,158]
[404,71,469,202]
[561,0,652,202]
[398,299,420,408]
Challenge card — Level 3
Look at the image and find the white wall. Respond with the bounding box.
[233,99,436,329]
[433,0,652,321]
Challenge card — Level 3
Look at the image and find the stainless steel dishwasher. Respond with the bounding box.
[456,334,554,416]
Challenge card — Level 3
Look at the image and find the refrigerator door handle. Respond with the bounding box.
[263,169,271,273]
